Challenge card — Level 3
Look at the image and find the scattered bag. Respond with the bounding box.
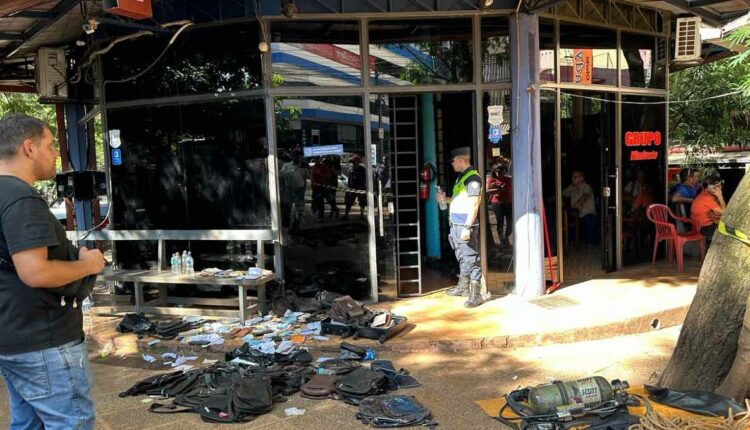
[339,342,367,360]
[334,368,388,405]
[317,290,343,310]
[370,361,421,390]
[330,296,374,326]
[155,319,199,340]
[117,313,153,336]
[319,359,361,375]
[644,385,746,417]
[356,395,436,428]
[300,374,338,400]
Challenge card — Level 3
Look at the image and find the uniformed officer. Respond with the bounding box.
[436,147,485,308]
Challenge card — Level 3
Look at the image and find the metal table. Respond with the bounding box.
[98,269,274,321]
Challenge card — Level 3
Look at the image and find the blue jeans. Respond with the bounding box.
[0,339,95,430]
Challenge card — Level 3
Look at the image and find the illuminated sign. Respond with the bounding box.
[573,49,592,84]
[625,131,661,161]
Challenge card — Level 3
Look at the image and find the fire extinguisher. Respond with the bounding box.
[419,163,435,200]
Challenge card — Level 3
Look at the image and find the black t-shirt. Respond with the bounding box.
[0,175,84,354]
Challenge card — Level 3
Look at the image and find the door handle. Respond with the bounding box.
[378,180,384,237]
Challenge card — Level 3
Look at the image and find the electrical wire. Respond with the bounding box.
[542,88,744,105]
[77,209,111,242]
[104,21,193,85]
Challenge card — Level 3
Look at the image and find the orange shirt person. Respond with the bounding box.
[690,175,726,238]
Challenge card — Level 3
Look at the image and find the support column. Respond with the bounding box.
[421,94,440,258]
[65,103,94,236]
[510,13,545,299]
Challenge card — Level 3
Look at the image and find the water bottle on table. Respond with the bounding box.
[185,252,194,276]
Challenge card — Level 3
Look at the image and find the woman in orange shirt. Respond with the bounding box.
[690,175,726,238]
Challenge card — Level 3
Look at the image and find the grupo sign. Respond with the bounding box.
[625,131,661,161]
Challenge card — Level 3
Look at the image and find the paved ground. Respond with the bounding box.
[0,326,681,429]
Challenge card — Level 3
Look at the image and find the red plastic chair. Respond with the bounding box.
[646,204,705,272]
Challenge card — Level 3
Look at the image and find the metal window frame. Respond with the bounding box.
[94,5,673,300]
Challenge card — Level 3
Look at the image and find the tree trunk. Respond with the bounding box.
[716,292,750,400]
[659,173,750,391]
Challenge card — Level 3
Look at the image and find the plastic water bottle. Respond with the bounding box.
[170,253,178,275]
[185,252,194,276]
[181,251,188,275]
[174,253,182,275]
[436,186,448,211]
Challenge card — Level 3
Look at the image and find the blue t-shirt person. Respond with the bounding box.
[671,183,698,201]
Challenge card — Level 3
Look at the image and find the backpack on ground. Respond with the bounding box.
[334,368,388,405]
[356,395,437,428]
[300,374,338,400]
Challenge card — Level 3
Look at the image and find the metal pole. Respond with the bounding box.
[55,103,75,231]
[361,17,379,303]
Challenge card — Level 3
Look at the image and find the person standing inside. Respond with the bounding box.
[0,114,105,429]
[562,170,596,247]
[280,150,309,231]
[341,154,367,221]
[487,165,512,248]
[437,147,485,308]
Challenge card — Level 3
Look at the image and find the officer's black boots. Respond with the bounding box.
[464,280,485,308]
[446,275,470,297]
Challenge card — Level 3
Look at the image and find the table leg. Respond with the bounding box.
[134,282,143,313]
[257,284,267,315]
[239,285,249,322]
[158,285,169,305]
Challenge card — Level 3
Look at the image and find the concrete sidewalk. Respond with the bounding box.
[84,261,699,358]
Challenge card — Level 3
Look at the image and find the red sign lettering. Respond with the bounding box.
[625,131,662,147]
[629,150,659,161]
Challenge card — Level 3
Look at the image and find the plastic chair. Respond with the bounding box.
[646,204,705,272]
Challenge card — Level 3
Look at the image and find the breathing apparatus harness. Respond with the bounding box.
[496,378,639,430]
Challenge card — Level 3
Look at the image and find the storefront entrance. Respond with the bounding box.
[557,91,617,281]
[374,92,477,299]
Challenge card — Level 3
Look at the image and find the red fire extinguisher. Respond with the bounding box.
[419,163,435,200]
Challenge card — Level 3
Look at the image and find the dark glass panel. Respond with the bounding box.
[559,24,617,86]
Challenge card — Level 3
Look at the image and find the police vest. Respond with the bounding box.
[449,168,480,226]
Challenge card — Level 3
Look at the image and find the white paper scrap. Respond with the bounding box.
[284,407,306,416]
[142,354,157,363]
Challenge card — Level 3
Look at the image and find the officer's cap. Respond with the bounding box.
[450,147,471,159]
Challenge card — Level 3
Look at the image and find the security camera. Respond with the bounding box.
[82,19,98,35]
[282,1,298,18]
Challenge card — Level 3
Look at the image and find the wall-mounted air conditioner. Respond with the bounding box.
[674,17,702,62]
[36,47,68,102]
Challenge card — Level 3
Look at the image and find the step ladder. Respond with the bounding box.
[390,95,422,297]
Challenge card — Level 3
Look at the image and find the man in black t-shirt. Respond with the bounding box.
[341,154,367,221]
[0,114,104,429]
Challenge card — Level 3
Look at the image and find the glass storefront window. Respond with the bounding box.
[270,21,362,87]
[107,98,270,229]
[620,33,666,89]
[539,20,556,82]
[104,23,262,102]
[482,91,514,293]
[559,24,617,86]
[621,95,666,267]
[274,96,372,300]
[482,17,511,83]
[368,19,473,86]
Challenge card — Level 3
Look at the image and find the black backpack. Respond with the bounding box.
[119,370,193,398]
[200,375,274,423]
[334,368,388,405]
[356,395,437,428]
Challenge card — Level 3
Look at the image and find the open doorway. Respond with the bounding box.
[374,92,475,299]
[558,91,617,282]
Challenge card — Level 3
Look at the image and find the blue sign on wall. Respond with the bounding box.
[489,125,501,144]
[303,144,344,157]
[111,148,122,166]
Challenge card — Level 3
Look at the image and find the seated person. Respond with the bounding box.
[630,183,656,220]
[562,170,596,246]
[670,167,701,218]
[690,175,726,238]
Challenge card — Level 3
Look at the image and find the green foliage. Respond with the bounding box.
[726,26,750,95]
[669,56,750,163]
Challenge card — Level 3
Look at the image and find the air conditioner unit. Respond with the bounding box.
[36,47,68,102]
[674,17,702,62]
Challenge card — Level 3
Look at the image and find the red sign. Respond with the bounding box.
[104,0,153,20]
[625,131,662,147]
[573,49,592,84]
[629,151,659,161]
[303,44,377,70]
